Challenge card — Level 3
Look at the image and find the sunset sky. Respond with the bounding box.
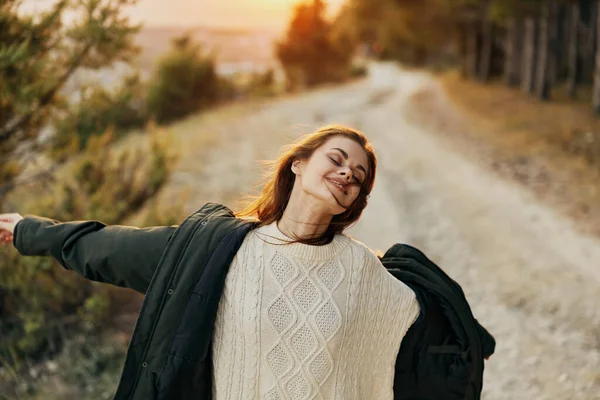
[21,0,346,31]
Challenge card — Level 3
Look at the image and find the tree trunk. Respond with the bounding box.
[567,2,581,98]
[466,21,480,78]
[592,0,599,79]
[458,23,468,77]
[479,19,494,81]
[521,17,538,93]
[536,7,550,99]
[413,46,428,67]
[551,3,568,85]
[592,0,600,113]
[504,17,523,86]
[582,0,598,83]
[536,2,560,100]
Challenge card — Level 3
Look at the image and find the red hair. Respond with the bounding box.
[234,125,377,245]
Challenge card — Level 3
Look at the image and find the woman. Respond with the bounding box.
[0,125,420,400]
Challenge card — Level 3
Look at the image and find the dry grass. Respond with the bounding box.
[406,70,600,238]
[440,71,600,156]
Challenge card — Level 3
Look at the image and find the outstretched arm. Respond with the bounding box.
[1,213,176,294]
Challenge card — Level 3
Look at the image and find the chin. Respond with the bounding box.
[332,208,348,217]
[312,182,350,214]
[327,196,351,215]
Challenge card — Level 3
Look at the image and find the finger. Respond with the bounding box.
[0,235,12,245]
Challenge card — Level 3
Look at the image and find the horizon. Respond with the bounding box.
[20,0,346,32]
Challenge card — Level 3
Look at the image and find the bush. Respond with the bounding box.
[51,75,148,161]
[242,69,280,98]
[146,34,222,124]
[0,126,178,367]
[350,63,368,78]
[1,331,130,399]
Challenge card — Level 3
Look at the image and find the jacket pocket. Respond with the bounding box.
[414,344,471,400]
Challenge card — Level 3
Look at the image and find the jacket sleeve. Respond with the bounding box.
[475,318,496,359]
[13,215,177,294]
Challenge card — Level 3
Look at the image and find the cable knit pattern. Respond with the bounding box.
[212,221,420,400]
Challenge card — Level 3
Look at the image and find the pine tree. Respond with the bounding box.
[276,0,352,89]
[0,0,140,205]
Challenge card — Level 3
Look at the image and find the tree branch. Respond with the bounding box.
[0,164,59,196]
[0,42,93,143]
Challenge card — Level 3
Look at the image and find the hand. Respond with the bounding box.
[0,213,23,246]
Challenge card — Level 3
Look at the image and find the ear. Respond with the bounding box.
[291,159,303,175]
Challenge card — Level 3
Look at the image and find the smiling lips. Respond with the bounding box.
[327,177,348,195]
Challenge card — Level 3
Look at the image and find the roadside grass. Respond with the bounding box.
[406,69,600,239]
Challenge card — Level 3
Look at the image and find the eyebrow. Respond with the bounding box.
[331,147,367,177]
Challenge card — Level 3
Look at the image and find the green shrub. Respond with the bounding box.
[51,75,147,161]
[244,69,279,98]
[350,63,368,78]
[0,126,178,366]
[146,34,222,124]
[1,331,130,399]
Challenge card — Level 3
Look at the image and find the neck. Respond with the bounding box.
[278,194,332,241]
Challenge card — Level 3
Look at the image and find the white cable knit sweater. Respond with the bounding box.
[211,221,420,400]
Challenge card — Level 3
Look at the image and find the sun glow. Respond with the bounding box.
[21,0,346,31]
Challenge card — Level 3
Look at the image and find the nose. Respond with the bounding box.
[339,167,353,181]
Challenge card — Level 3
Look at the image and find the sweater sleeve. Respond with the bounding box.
[366,246,421,334]
[402,287,421,333]
[13,215,176,294]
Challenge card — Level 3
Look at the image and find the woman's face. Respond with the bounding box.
[292,136,370,215]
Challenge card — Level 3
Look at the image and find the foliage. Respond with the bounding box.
[276,0,354,89]
[146,34,222,124]
[0,126,178,366]
[335,0,558,64]
[0,0,141,203]
[242,69,280,98]
[350,63,368,78]
[333,0,447,63]
[1,330,129,399]
[0,1,216,396]
[50,75,148,160]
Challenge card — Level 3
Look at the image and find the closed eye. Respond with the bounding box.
[328,157,341,166]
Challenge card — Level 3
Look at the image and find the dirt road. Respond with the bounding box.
[164,62,600,399]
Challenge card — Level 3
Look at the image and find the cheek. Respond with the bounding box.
[312,158,335,176]
[302,164,327,187]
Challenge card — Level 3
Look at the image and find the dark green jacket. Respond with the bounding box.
[14,202,494,400]
[14,203,255,399]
